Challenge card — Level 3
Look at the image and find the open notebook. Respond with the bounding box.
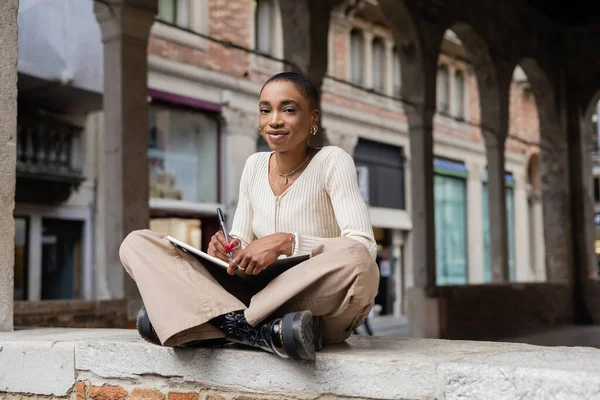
[165,236,310,288]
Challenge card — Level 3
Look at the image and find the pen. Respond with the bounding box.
[217,207,234,260]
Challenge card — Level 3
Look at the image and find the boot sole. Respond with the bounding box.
[136,307,161,346]
[313,316,323,352]
[281,310,316,361]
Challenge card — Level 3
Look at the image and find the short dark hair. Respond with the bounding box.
[260,72,320,109]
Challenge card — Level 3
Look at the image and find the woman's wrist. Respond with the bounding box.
[275,232,295,256]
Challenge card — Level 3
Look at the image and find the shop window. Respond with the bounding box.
[255,0,274,55]
[482,173,517,282]
[14,217,29,301]
[158,0,190,28]
[350,29,364,85]
[148,104,219,203]
[41,218,83,300]
[372,37,385,92]
[434,158,468,285]
[353,138,405,209]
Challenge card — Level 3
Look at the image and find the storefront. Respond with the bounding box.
[147,90,224,251]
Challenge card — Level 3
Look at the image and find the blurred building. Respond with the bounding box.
[12,0,548,330]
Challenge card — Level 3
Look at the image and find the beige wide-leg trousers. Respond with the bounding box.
[119,229,380,347]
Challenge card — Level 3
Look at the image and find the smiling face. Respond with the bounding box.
[258,80,319,152]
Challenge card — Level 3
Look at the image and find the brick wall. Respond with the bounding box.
[149,0,252,80]
[13,300,128,329]
[437,283,573,340]
[3,382,356,400]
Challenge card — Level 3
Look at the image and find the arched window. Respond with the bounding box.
[436,64,450,114]
[454,70,465,119]
[350,29,364,85]
[372,38,385,92]
[393,46,401,97]
[255,0,274,55]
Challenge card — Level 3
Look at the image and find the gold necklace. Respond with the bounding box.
[276,148,312,185]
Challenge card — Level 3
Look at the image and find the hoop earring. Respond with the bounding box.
[310,125,318,136]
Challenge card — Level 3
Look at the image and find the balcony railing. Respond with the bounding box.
[15,115,85,204]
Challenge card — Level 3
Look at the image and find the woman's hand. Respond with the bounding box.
[207,231,238,262]
[227,233,292,275]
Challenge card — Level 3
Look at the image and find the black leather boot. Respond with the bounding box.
[137,306,229,349]
[211,310,319,361]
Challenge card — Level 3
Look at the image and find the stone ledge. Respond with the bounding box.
[1,328,600,399]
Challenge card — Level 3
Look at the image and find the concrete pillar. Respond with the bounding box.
[279,0,336,148]
[94,0,157,311]
[513,173,532,281]
[485,137,510,282]
[466,161,484,283]
[363,31,374,89]
[406,108,438,337]
[0,0,18,332]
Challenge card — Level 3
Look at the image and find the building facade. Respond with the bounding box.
[13,0,545,327]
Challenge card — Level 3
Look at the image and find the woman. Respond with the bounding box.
[120,72,379,361]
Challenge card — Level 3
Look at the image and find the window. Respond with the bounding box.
[482,174,517,282]
[353,139,405,209]
[454,70,465,119]
[350,29,364,85]
[372,38,386,92]
[436,64,450,114]
[158,0,190,28]
[14,217,29,301]
[594,177,600,203]
[149,104,219,203]
[434,159,468,285]
[393,46,401,97]
[255,0,274,54]
[41,218,83,300]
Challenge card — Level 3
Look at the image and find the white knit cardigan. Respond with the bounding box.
[229,146,377,259]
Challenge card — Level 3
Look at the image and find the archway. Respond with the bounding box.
[432,28,479,286]
[445,21,512,284]
[516,58,571,284]
[505,63,546,283]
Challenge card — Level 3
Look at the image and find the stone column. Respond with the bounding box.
[513,173,532,281]
[363,31,373,89]
[466,161,484,283]
[485,136,510,282]
[0,0,18,332]
[406,108,438,337]
[94,0,157,312]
